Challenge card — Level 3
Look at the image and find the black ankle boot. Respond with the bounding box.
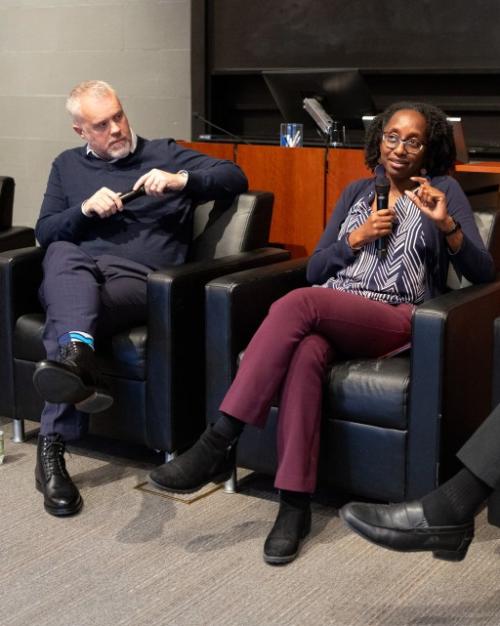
[149,425,236,493]
[263,499,312,565]
[35,435,83,516]
[33,341,113,413]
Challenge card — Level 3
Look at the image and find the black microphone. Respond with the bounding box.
[192,111,250,145]
[119,185,146,204]
[375,175,390,258]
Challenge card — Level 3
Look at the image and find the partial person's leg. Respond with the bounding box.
[35,246,150,516]
[262,291,410,565]
[457,402,500,490]
[263,333,333,565]
[274,333,334,493]
[35,247,151,412]
[220,288,413,426]
[94,254,149,337]
[39,241,104,338]
[34,242,112,411]
[39,319,89,441]
[36,320,85,517]
[35,242,106,516]
[151,288,412,496]
[339,404,500,560]
[149,287,339,492]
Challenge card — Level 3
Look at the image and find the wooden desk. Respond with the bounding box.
[456,162,500,175]
[236,145,326,257]
[326,148,371,221]
[177,140,235,161]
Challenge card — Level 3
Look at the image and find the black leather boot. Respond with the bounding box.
[263,498,312,565]
[149,425,236,493]
[33,341,113,413]
[35,434,83,517]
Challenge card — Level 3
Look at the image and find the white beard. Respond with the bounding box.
[107,138,131,159]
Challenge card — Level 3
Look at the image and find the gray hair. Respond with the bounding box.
[66,80,118,120]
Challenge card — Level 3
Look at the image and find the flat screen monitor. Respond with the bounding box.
[263,69,376,141]
[362,115,469,164]
[447,117,469,164]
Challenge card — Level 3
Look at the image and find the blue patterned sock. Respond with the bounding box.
[59,331,95,350]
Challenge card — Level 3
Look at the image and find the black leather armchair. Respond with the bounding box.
[0,191,289,456]
[0,176,35,252]
[205,208,500,501]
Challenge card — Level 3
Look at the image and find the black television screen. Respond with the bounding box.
[263,68,376,141]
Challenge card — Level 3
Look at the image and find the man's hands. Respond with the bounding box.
[133,168,188,197]
[82,169,188,218]
[347,204,395,250]
[82,187,123,218]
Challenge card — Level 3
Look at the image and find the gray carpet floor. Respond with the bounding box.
[2,419,500,626]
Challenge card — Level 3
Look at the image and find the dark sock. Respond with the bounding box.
[212,413,245,442]
[422,467,492,525]
[280,489,311,511]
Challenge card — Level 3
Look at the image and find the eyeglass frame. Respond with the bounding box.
[382,132,425,155]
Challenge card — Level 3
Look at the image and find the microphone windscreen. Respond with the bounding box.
[375,175,390,194]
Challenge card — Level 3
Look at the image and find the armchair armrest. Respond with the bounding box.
[0,246,45,415]
[0,226,36,252]
[145,247,290,451]
[407,280,500,497]
[205,257,309,423]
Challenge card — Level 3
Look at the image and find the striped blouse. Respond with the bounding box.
[322,194,426,305]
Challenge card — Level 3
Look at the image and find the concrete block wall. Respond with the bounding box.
[0,0,191,228]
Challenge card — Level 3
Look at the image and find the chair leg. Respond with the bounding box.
[164,450,177,463]
[11,419,26,443]
[224,466,237,493]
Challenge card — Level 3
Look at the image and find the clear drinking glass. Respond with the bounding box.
[280,123,304,147]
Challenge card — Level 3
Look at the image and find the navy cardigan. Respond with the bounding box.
[307,176,495,300]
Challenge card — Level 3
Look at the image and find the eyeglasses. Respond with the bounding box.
[382,133,425,155]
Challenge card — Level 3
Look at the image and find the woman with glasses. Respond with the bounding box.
[150,102,495,565]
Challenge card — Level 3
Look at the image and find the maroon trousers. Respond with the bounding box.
[220,287,414,493]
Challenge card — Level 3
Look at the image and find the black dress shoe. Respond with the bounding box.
[340,501,474,561]
[263,501,312,565]
[149,425,236,493]
[35,434,83,517]
[33,341,113,413]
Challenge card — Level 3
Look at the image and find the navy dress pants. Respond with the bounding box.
[458,402,500,490]
[38,241,151,440]
[457,402,500,525]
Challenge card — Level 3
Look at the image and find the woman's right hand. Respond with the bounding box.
[347,204,395,250]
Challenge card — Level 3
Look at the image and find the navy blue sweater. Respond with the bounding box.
[307,176,495,300]
[36,137,248,270]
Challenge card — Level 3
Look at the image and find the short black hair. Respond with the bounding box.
[364,101,456,177]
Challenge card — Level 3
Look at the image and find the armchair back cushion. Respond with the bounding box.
[189,192,274,261]
[0,176,36,252]
[0,176,15,229]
